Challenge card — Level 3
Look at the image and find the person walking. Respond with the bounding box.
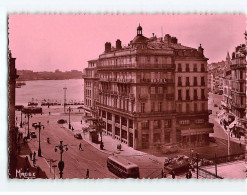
[33,151,36,159]
[86,169,89,179]
[79,143,82,150]
[25,156,28,164]
[29,152,33,160]
[171,171,175,179]
[239,142,242,149]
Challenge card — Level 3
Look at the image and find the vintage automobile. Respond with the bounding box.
[74,133,82,140]
[164,155,190,174]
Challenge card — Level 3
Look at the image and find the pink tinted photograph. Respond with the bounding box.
[8,14,246,179]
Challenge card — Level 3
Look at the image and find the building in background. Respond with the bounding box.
[83,25,214,150]
[8,50,18,178]
[229,43,247,133]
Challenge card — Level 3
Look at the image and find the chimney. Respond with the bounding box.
[164,34,171,46]
[116,39,122,50]
[105,42,111,53]
[171,37,178,44]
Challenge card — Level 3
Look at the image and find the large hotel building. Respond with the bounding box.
[83,25,214,150]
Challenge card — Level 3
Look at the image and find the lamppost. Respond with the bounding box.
[37,122,45,157]
[67,107,73,129]
[20,109,23,128]
[54,141,68,179]
[24,113,32,139]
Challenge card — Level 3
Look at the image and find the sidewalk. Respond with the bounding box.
[17,125,58,179]
[63,121,149,157]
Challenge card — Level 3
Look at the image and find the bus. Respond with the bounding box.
[107,155,140,178]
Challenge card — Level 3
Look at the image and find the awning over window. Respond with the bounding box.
[181,128,213,136]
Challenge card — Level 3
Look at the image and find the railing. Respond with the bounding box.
[207,152,245,165]
[197,167,223,179]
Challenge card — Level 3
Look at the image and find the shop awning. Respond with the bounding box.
[181,128,213,136]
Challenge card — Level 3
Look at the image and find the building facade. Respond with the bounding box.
[83,25,214,150]
[230,43,247,131]
[8,50,18,178]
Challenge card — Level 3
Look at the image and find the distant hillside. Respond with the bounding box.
[17,69,82,81]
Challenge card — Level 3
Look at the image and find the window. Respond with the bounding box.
[158,102,162,112]
[141,103,145,113]
[151,87,156,94]
[186,64,190,72]
[201,77,205,86]
[122,117,127,126]
[154,133,161,142]
[195,119,204,124]
[193,77,197,86]
[164,132,171,143]
[179,120,190,125]
[178,90,182,100]
[151,102,155,112]
[178,77,182,86]
[107,112,112,120]
[154,120,161,129]
[201,64,205,72]
[194,89,198,100]
[186,89,190,100]
[178,104,182,113]
[193,64,197,72]
[178,63,182,72]
[186,103,190,113]
[201,89,205,99]
[158,87,163,94]
[186,77,190,86]
[194,103,197,112]
[164,120,172,128]
[201,103,205,111]
[141,121,149,129]
[115,115,120,124]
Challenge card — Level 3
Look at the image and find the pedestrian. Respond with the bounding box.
[25,156,28,164]
[47,120,49,124]
[161,169,164,178]
[186,172,189,179]
[171,171,175,179]
[33,151,36,160]
[79,143,82,150]
[80,120,82,124]
[188,170,192,179]
[240,142,242,148]
[86,168,89,179]
[29,152,33,160]
[37,166,40,177]
[33,158,36,167]
[49,111,51,115]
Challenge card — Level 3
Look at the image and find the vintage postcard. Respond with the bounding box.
[8,14,246,179]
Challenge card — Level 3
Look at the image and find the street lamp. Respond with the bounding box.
[54,141,68,179]
[37,122,45,157]
[24,113,32,139]
[20,109,23,128]
[67,107,73,129]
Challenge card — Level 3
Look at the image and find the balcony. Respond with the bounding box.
[231,102,246,109]
[140,78,173,84]
[138,94,149,101]
[201,82,205,86]
[193,82,198,86]
[186,82,190,87]
[178,82,182,87]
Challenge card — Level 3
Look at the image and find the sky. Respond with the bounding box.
[8,14,246,72]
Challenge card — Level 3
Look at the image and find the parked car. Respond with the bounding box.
[57,119,67,124]
[30,132,37,138]
[164,155,190,174]
[74,133,82,140]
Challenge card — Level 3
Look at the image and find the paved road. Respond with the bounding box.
[16,107,165,179]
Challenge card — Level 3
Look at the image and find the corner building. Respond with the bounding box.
[83,25,213,150]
